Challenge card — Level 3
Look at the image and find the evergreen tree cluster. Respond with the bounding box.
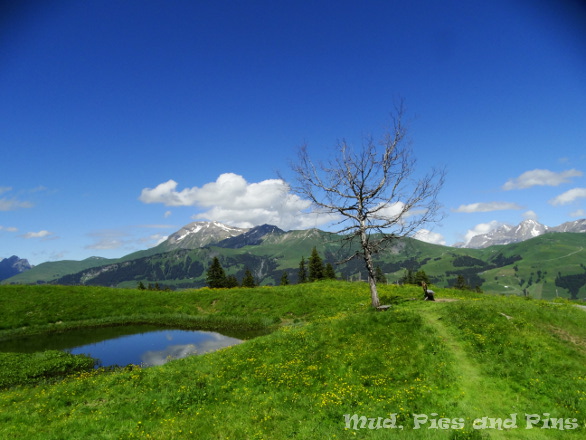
[297,247,336,283]
[205,257,257,288]
[136,281,170,291]
[401,269,429,285]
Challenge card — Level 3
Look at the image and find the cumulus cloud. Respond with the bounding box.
[414,229,446,245]
[140,173,334,230]
[463,221,502,245]
[549,188,586,206]
[453,202,522,213]
[502,169,582,190]
[21,230,53,239]
[570,209,586,218]
[0,225,18,232]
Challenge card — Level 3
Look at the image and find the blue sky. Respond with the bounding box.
[1,0,586,265]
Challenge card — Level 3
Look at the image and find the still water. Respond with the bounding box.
[0,325,243,367]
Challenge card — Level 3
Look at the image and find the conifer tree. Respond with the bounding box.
[375,266,387,284]
[241,268,256,288]
[280,271,289,285]
[308,246,325,282]
[454,274,469,290]
[206,257,226,288]
[324,263,336,280]
[225,275,239,288]
[298,256,307,283]
[414,270,429,285]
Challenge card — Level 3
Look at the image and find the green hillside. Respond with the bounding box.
[0,282,585,439]
[4,230,586,301]
[3,256,118,284]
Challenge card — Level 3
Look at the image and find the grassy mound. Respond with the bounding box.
[0,282,584,439]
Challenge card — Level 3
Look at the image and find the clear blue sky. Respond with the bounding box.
[1,0,586,265]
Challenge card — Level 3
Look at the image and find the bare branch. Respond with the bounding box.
[288,103,446,307]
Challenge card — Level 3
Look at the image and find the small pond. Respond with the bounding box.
[0,325,245,367]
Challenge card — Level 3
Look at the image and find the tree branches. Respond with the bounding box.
[289,102,446,307]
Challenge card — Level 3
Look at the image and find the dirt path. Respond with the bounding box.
[418,305,554,439]
[543,246,584,262]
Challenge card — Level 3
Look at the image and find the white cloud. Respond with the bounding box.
[140,173,333,230]
[0,198,33,211]
[414,229,446,245]
[21,230,53,239]
[0,225,18,232]
[570,209,586,218]
[549,187,586,206]
[453,202,522,213]
[522,210,539,221]
[463,221,502,245]
[502,169,582,190]
[0,186,12,195]
[164,210,172,218]
[140,234,168,247]
[85,230,128,250]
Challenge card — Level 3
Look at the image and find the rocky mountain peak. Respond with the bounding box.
[162,221,249,250]
[0,255,32,281]
[463,218,585,249]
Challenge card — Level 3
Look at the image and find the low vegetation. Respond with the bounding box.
[0,282,585,439]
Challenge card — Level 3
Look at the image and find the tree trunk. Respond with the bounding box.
[368,273,380,308]
[359,219,381,308]
[363,248,380,308]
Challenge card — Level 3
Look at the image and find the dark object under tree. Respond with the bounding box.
[289,101,445,307]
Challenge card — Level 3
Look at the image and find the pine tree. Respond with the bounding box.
[241,268,256,288]
[298,256,307,283]
[137,281,146,290]
[402,269,414,284]
[414,270,429,285]
[324,263,336,280]
[225,275,239,288]
[206,257,226,288]
[280,271,289,285]
[375,266,387,284]
[454,274,469,290]
[308,246,325,282]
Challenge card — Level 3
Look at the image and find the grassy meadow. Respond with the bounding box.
[0,282,585,439]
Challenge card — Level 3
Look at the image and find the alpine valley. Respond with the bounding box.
[3,220,586,300]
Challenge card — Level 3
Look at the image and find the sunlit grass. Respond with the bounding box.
[0,282,584,439]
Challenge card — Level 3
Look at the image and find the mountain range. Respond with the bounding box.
[459,219,586,248]
[3,220,586,300]
[0,256,32,282]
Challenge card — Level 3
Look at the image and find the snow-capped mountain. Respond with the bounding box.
[550,219,586,233]
[161,221,249,251]
[0,255,32,281]
[461,219,586,249]
[216,224,285,248]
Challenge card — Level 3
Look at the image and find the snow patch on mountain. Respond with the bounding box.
[460,219,586,249]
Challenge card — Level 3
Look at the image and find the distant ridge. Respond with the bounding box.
[4,220,586,300]
[0,256,32,281]
[458,219,586,249]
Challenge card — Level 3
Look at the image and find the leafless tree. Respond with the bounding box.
[289,102,445,308]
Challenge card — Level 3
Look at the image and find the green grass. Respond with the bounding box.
[0,282,585,439]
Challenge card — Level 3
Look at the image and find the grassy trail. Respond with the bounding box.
[418,303,560,439]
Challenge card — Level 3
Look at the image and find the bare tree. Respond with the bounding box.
[289,103,445,308]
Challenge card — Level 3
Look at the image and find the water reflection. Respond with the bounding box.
[0,326,243,368]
